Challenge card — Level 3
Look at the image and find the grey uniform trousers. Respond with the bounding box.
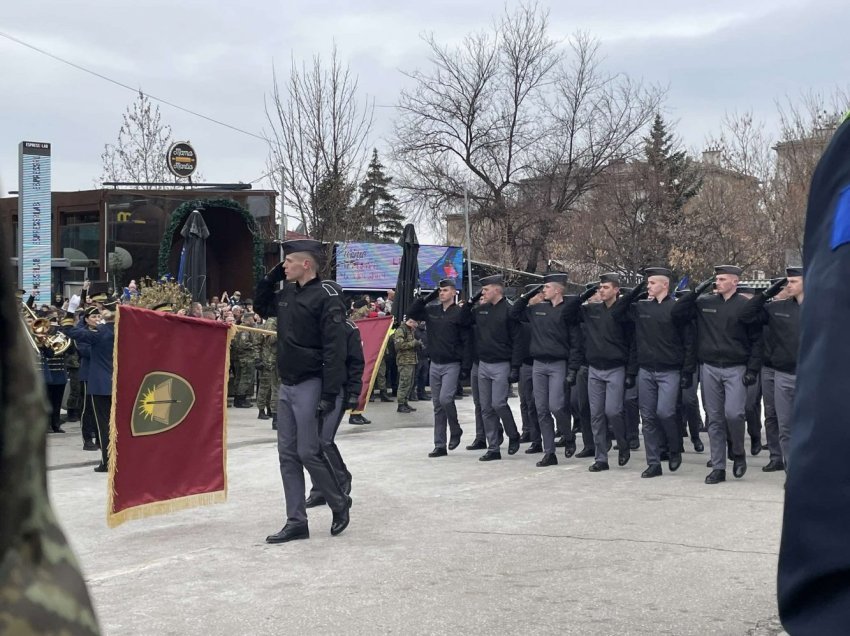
[678,368,703,441]
[519,363,540,443]
[745,374,763,441]
[774,370,796,468]
[760,367,783,462]
[588,366,627,463]
[479,360,519,451]
[430,361,462,448]
[570,366,593,449]
[624,383,640,444]
[277,379,348,525]
[639,368,682,466]
[309,390,352,499]
[532,359,571,454]
[470,362,485,442]
[701,363,748,470]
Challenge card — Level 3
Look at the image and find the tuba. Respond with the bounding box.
[21,303,72,355]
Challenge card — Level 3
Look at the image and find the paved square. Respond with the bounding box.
[47,395,786,635]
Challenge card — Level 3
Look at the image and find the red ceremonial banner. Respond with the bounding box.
[107,305,233,527]
[353,316,393,412]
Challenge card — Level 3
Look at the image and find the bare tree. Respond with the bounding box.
[265,45,374,245]
[393,2,559,267]
[100,91,177,186]
[393,4,662,272]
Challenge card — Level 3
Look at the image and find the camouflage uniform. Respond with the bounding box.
[256,318,279,418]
[0,241,100,633]
[231,328,259,406]
[64,343,83,419]
[393,323,419,406]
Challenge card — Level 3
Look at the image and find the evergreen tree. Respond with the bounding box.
[355,150,405,242]
[636,114,703,267]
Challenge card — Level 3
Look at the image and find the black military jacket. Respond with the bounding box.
[407,298,468,365]
[740,296,800,374]
[255,265,347,398]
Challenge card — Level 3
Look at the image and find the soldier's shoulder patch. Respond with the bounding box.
[322,282,340,296]
[831,184,850,250]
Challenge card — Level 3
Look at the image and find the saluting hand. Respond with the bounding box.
[522,284,544,301]
[694,276,716,296]
[423,288,440,303]
[580,285,599,302]
[762,277,788,299]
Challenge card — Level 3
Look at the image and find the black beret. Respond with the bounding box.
[643,267,674,279]
[714,265,743,276]
[543,272,568,285]
[438,278,457,288]
[785,266,803,277]
[282,239,325,257]
[479,274,504,286]
[599,272,621,285]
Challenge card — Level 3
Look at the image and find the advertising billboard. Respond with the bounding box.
[17,141,52,304]
[335,242,464,290]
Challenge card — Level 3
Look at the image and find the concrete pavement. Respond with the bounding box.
[47,392,787,635]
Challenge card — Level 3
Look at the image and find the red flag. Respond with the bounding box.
[352,316,393,412]
[107,305,233,527]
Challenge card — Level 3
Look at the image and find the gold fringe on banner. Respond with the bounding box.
[106,308,235,528]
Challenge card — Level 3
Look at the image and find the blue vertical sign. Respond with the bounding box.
[18,141,52,304]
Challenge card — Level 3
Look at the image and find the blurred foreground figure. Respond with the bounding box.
[778,114,850,632]
[0,239,100,633]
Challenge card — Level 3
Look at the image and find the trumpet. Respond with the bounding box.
[21,303,72,355]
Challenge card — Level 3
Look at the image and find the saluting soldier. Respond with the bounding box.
[407,279,470,457]
[564,273,635,472]
[461,274,522,461]
[672,265,762,484]
[510,272,583,467]
[740,268,803,470]
[516,284,542,453]
[614,268,696,477]
[254,239,352,543]
[306,282,365,507]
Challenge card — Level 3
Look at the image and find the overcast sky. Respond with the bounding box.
[2,0,849,230]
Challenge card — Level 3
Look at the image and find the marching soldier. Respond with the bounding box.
[255,239,352,543]
[740,268,803,470]
[737,284,765,456]
[564,273,635,472]
[256,317,279,429]
[461,275,522,461]
[510,273,583,467]
[672,265,762,484]
[407,279,470,457]
[517,284,542,453]
[614,268,696,477]
[306,282,365,507]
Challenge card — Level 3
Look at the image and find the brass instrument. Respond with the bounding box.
[21,303,72,355]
